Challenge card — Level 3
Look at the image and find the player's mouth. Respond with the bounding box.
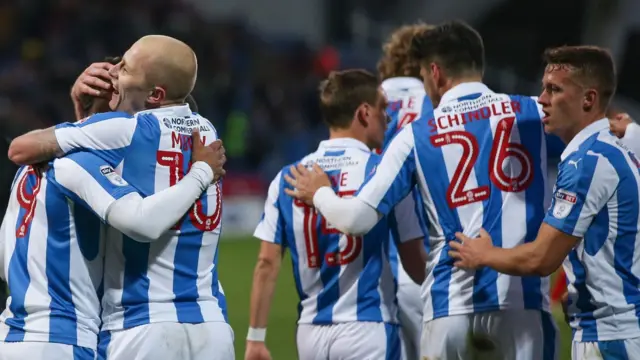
[541,109,551,124]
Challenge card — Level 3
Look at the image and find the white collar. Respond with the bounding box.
[439,82,493,105]
[318,138,370,152]
[560,118,610,161]
[136,104,193,117]
[381,77,423,95]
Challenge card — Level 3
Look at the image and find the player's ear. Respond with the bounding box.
[583,88,597,112]
[147,86,165,106]
[356,103,369,127]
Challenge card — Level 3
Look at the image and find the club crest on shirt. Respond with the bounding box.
[100,166,128,187]
[552,189,577,219]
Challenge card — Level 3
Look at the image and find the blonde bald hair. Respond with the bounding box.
[137,35,198,102]
[378,23,434,81]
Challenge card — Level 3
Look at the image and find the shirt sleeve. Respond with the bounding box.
[389,187,428,244]
[622,123,640,156]
[543,152,618,238]
[49,152,139,222]
[54,111,137,166]
[356,123,417,216]
[253,171,285,245]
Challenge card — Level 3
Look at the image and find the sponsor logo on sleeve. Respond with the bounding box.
[100,166,128,187]
[552,189,577,219]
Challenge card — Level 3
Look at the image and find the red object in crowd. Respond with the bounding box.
[315,46,340,76]
[551,269,567,303]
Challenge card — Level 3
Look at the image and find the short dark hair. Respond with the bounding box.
[410,20,484,77]
[80,56,121,114]
[543,45,616,109]
[378,23,434,81]
[185,94,198,113]
[319,69,379,129]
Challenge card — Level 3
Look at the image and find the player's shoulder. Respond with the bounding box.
[67,111,133,128]
[495,93,543,121]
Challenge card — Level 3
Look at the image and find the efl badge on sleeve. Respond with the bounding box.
[100,166,128,187]
[552,189,577,219]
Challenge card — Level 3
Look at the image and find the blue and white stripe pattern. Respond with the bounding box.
[53,105,227,332]
[544,118,640,342]
[254,138,425,324]
[356,82,558,321]
[0,151,142,350]
[381,77,431,285]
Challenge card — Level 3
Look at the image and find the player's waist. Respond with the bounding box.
[571,312,640,342]
[100,299,227,331]
[0,314,98,349]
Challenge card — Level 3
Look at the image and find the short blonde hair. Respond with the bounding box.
[377,23,434,81]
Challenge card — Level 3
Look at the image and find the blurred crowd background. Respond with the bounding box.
[0,0,639,354]
[1,0,640,212]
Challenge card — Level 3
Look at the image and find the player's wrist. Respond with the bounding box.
[189,161,214,189]
[312,186,334,207]
[246,327,267,342]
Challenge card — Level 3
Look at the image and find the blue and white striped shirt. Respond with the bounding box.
[381,77,431,285]
[53,105,227,331]
[254,138,425,324]
[0,152,139,349]
[544,118,640,342]
[356,82,560,321]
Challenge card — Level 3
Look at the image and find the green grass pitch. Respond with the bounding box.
[217,238,573,359]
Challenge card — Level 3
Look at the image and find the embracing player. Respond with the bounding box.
[451,46,640,360]
[376,23,433,360]
[0,130,221,360]
[284,21,563,359]
[8,35,232,360]
[245,70,427,360]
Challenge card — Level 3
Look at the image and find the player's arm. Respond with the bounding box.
[391,188,428,284]
[8,112,136,166]
[50,132,219,242]
[245,172,285,359]
[285,125,418,235]
[451,152,615,276]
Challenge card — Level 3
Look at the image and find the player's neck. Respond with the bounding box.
[442,75,483,94]
[562,111,607,144]
[328,129,371,150]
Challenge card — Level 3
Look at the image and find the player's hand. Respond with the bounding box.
[609,112,633,138]
[71,62,114,100]
[191,130,227,181]
[245,341,272,360]
[448,228,494,269]
[283,163,331,206]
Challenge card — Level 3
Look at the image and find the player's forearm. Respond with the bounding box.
[248,255,281,328]
[8,127,64,165]
[106,162,213,242]
[481,242,550,277]
[313,187,381,236]
[398,239,427,284]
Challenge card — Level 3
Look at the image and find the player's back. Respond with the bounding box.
[551,126,640,342]
[277,138,398,325]
[0,165,104,349]
[411,83,552,320]
[382,77,432,149]
[60,106,226,330]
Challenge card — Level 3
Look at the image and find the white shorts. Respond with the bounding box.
[572,337,640,359]
[396,281,422,360]
[297,322,401,360]
[0,341,95,360]
[421,309,558,360]
[99,322,234,360]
